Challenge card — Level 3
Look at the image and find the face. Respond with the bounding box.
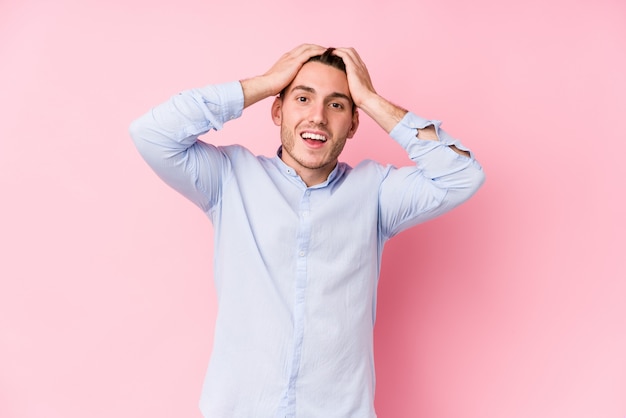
[271,61,359,186]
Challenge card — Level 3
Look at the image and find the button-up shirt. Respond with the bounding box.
[130,81,485,418]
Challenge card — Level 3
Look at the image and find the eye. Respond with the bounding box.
[296,96,308,103]
[329,102,344,110]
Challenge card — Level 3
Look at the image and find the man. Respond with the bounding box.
[130,44,484,418]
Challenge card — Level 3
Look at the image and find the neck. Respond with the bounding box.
[278,149,336,187]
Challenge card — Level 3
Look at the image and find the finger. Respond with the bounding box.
[289,44,326,61]
[334,47,372,81]
[333,47,364,66]
[292,43,325,52]
[332,47,377,99]
[263,44,327,96]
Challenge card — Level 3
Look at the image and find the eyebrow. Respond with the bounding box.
[290,85,353,105]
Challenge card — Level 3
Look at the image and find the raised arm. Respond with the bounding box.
[129,44,328,211]
[332,47,469,157]
[330,47,484,237]
[241,44,327,108]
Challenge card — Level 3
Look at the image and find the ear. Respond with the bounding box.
[271,97,282,126]
[347,109,359,139]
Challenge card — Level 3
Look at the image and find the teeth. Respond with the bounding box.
[301,132,327,142]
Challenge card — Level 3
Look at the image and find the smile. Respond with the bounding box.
[301,132,327,142]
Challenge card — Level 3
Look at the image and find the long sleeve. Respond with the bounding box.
[379,112,485,238]
[129,81,244,212]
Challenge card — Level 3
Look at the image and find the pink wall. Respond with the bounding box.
[1,0,625,417]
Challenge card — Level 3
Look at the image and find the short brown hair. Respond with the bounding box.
[279,48,354,111]
[304,47,346,73]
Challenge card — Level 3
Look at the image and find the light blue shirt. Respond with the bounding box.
[130,81,484,418]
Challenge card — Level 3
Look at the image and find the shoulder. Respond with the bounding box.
[331,160,390,189]
[350,159,391,178]
[214,143,258,160]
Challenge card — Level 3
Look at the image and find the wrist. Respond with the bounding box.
[240,76,275,108]
[358,94,408,133]
[355,91,381,111]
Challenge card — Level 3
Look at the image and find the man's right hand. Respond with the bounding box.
[241,44,326,108]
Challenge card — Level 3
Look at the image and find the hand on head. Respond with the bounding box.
[330,47,377,109]
[264,44,377,107]
[243,44,379,111]
[261,44,327,97]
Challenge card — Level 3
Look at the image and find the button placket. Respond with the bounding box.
[282,187,313,412]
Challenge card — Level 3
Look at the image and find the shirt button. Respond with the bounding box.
[299,251,305,257]
[302,211,309,217]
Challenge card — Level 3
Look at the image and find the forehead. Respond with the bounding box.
[286,61,351,98]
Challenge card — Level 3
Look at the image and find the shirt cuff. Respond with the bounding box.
[211,81,245,127]
[189,81,244,132]
[389,111,475,158]
[389,112,443,147]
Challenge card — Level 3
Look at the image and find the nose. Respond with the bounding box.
[308,102,327,126]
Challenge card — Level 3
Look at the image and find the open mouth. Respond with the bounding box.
[301,132,327,144]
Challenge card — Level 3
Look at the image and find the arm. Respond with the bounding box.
[332,47,484,237]
[130,44,327,211]
[383,111,485,230]
[129,82,244,211]
[332,47,469,157]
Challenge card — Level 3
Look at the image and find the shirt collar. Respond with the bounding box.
[274,146,342,188]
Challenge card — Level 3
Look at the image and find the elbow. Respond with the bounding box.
[451,160,485,201]
[128,116,159,164]
[128,115,158,159]
[466,163,486,197]
[128,117,146,147]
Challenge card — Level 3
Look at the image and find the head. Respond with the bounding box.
[272,48,359,186]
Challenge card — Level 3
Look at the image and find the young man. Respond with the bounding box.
[130,44,485,418]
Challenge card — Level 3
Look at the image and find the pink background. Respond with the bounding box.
[1,0,625,417]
